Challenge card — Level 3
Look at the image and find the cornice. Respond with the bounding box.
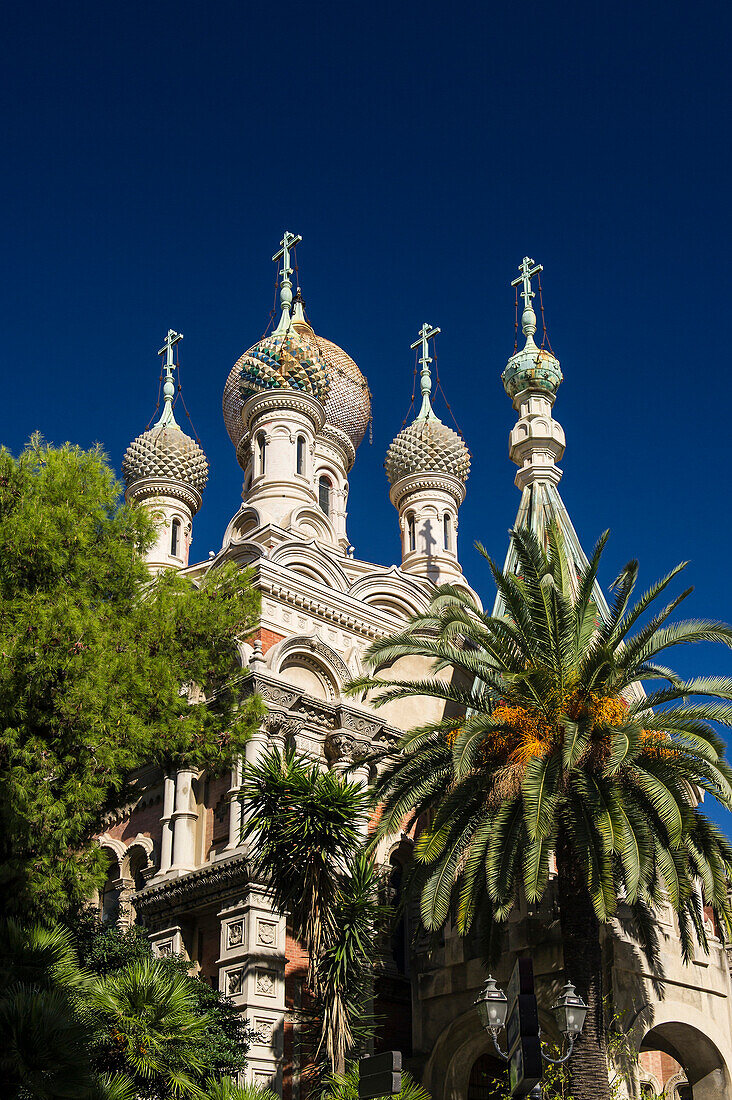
[242,390,326,434]
[389,472,466,510]
[126,477,202,515]
[135,851,252,917]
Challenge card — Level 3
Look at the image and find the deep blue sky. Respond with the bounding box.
[3,2,732,828]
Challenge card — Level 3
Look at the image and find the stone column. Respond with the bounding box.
[158,774,175,875]
[170,769,198,873]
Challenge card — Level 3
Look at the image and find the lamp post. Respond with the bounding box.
[475,972,588,1096]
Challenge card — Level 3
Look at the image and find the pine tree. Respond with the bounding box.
[0,437,263,922]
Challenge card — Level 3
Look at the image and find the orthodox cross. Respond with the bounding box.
[411,322,441,416]
[158,329,183,379]
[157,329,183,422]
[272,231,302,286]
[511,256,543,307]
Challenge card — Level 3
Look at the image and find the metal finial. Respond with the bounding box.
[156,329,183,427]
[511,256,543,342]
[410,322,441,420]
[292,286,306,323]
[272,231,302,334]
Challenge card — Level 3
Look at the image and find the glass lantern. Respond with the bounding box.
[551,982,588,1038]
[475,975,509,1033]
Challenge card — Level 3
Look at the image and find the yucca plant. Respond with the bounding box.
[239,747,382,1077]
[349,526,732,1100]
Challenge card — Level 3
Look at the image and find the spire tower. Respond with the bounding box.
[385,324,469,583]
[122,330,208,572]
[496,259,609,617]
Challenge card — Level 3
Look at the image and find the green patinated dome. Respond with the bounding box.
[502,343,563,401]
[385,416,470,486]
[235,330,329,405]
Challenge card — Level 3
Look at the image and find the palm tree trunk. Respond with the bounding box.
[555,832,612,1100]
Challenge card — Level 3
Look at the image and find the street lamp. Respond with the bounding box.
[475,972,588,1065]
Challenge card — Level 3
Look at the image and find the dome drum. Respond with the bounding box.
[241,387,327,436]
[388,470,466,511]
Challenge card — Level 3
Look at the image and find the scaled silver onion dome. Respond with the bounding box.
[223,319,371,467]
[385,415,470,486]
[122,421,209,497]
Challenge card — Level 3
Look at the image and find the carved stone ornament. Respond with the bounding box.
[261,713,305,743]
[256,919,277,947]
[255,969,277,996]
[156,940,173,957]
[336,709,383,737]
[227,968,245,995]
[325,731,370,765]
[254,1017,275,1045]
[227,921,244,949]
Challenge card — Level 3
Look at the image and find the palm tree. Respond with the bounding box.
[0,920,133,1100]
[239,747,383,1076]
[350,526,732,1100]
[89,957,210,1099]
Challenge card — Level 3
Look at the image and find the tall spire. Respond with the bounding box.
[156,329,184,427]
[272,230,302,334]
[410,322,441,420]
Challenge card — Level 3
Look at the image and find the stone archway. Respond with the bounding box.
[641,1022,729,1099]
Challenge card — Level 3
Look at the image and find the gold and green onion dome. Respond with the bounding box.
[122,421,209,496]
[223,325,371,464]
[385,415,470,486]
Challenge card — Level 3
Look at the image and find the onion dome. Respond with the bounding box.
[502,256,562,400]
[385,322,470,486]
[502,343,562,400]
[123,329,208,506]
[122,422,208,495]
[236,329,329,404]
[385,416,470,485]
[223,294,372,462]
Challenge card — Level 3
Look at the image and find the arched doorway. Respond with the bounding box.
[467,1052,507,1100]
[641,1022,729,1099]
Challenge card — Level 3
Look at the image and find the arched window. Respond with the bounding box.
[318,475,332,517]
[443,514,450,551]
[257,432,266,476]
[100,853,120,924]
[296,435,306,475]
[170,517,181,557]
[407,513,416,552]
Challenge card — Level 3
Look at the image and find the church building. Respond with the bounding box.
[97,236,732,1100]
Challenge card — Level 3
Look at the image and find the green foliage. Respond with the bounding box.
[200,1081,278,1100]
[239,747,384,1076]
[0,917,253,1100]
[349,525,732,1099]
[72,915,253,1087]
[353,525,732,954]
[319,1061,430,1100]
[0,437,263,923]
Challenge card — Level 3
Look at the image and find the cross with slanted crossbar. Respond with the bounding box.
[511,256,543,308]
[158,329,183,379]
[410,322,441,370]
[272,231,302,285]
